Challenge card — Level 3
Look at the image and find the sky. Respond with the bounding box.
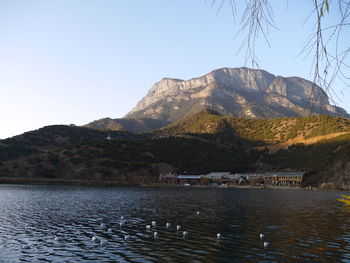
[1,0,349,139]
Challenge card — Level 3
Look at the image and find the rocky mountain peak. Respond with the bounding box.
[125,67,348,122]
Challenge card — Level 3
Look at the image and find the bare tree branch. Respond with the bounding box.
[209,0,350,115]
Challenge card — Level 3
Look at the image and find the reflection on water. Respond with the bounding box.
[0,185,350,262]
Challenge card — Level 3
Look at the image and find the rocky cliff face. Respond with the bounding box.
[125,67,349,121]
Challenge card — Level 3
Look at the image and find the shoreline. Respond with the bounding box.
[0,177,140,187]
[0,177,346,191]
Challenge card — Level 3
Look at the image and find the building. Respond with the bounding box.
[159,172,178,184]
[158,171,305,187]
[178,175,202,185]
[262,172,305,186]
[202,172,231,184]
[205,172,230,179]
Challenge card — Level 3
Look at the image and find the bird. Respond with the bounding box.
[124,235,130,241]
[146,225,151,230]
[152,221,157,227]
[263,241,270,248]
[217,233,221,239]
[92,236,98,242]
[108,228,113,233]
[120,216,124,220]
[183,231,188,237]
[176,225,181,231]
[166,223,171,228]
[99,223,106,229]
[260,233,264,239]
[54,236,62,241]
[196,211,200,215]
[22,245,30,249]
[154,232,158,238]
[119,222,124,228]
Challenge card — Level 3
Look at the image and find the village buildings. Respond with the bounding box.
[159,171,305,187]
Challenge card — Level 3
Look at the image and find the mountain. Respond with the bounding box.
[125,67,349,123]
[84,118,169,133]
[2,110,350,189]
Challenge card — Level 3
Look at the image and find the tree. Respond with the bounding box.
[209,0,350,110]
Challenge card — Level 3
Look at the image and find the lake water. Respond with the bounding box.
[0,185,350,262]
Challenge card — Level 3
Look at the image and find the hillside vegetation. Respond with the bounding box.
[84,118,169,133]
[0,125,133,162]
[1,110,350,188]
[156,109,350,144]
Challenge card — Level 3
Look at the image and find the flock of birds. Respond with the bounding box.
[89,211,270,249]
[22,210,270,250]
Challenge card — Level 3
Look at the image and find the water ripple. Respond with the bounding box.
[0,185,350,262]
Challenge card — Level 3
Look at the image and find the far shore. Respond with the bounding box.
[0,177,140,187]
[0,177,346,191]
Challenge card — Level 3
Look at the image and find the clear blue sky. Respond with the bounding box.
[1,0,349,139]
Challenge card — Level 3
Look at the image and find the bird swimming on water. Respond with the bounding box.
[176,225,181,231]
[22,244,30,249]
[152,221,156,227]
[154,232,158,238]
[166,222,171,228]
[146,225,151,230]
[217,233,221,239]
[54,236,63,241]
[260,233,264,239]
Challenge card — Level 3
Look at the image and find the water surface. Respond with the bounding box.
[0,185,349,262]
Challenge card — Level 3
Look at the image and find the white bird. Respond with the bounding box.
[196,211,200,215]
[152,221,156,227]
[124,235,130,241]
[92,236,98,242]
[100,223,106,229]
[217,233,221,239]
[22,245,30,249]
[260,233,264,239]
[120,216,124,220]
[166,223,171,228]
[183,231,188,237]
[263,241,270,248]
[176,225,181,231]
[54,236,62,241]
[153,232,158,238]
[119,222,124,227]
[108,228,113,233]
[146,225,151,230]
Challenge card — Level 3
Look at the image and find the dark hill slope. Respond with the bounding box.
[84,118,169,133]
[0,136,254,182]
[0,125,133,162]
[1,111,350,188]
[263,133,350,189]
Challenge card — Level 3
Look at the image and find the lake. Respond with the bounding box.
[0,185,349,262]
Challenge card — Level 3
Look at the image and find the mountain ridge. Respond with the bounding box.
[125,67,349,125]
